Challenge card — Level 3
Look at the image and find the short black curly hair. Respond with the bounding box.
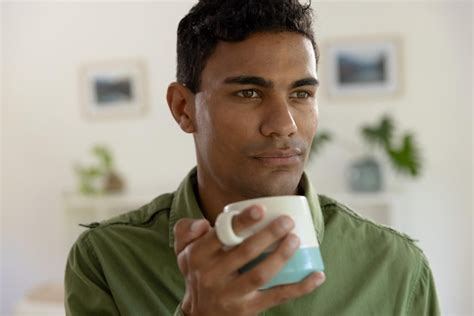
[176,0,319,93]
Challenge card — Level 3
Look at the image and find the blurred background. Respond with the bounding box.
[1,1,472,315]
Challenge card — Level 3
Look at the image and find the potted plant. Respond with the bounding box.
[348,115,422,192]
[308,115,423,192]
[74,144,125,195]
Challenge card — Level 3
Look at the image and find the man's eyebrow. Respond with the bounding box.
[223,76,273,88]
[291,77,320,89]
[223,76,319,89]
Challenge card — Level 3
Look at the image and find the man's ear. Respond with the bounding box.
[166,82,196,133]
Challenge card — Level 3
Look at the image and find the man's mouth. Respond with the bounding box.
[253,149,303,166]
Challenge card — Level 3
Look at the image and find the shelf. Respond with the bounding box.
[62,192,157,211]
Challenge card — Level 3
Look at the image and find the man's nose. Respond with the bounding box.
[260,96,298,138]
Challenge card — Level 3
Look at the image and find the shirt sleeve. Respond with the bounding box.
[64,232,120,316]
[407,254,441,316]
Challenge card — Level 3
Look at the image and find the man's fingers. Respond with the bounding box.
[215,216,295,279]
[177,204,263,255]
[231,204,265,234]
[174,219,228,274]
[251,272,326,312]
[187,205,266,257]
[173,218,211,254]
[225,231,298,293]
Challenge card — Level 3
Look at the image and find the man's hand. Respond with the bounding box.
[173,205,326,316]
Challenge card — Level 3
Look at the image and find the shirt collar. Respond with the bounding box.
[168,167,325,248]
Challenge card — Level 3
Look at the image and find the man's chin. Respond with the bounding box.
[243,168,304,197]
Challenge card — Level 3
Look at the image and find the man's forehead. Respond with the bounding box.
[213,32,315,61]
[201,32,317,88]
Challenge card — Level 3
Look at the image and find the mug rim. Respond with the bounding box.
[224,195,308,211]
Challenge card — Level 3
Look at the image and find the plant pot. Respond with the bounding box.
[104,171,125,193]
[347,157,383,192]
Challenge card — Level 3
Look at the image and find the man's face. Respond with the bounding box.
[193,32,319,199]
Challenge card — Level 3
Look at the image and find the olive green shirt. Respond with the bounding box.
[65,168,440,315]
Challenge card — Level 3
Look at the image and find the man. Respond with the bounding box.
[65,0,440,315]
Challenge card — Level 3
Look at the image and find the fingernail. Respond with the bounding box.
[190,220,202,232]
[288,235,299,249]
[314,272,326,287]
[284,236,299,256]
[250,207,262,220]
[280,217,293,230]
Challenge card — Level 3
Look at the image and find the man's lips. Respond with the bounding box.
[252,149,303,166]
[254,149,302,158]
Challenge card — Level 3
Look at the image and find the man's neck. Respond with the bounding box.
[195,177,240,226]
[193,169,303,226]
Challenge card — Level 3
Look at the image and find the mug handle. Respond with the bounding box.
[215,210,245,247]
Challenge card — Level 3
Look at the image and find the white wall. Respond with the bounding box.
[2,3,196,315]
[308,2,473,315]
[1,1,472,315]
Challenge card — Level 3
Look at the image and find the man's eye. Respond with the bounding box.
[290,91,311,99]
[236,89,260,98]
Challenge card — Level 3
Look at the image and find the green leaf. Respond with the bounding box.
[84,166,103,177]
[92,145,113,171]
[387,134,422,177]
[361,115,394,149]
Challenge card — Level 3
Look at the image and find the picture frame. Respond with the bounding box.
[79,59,148,120]
[323,36,402,99]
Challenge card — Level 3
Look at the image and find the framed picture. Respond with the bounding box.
[324,36,402,98]
[79,59,148,119]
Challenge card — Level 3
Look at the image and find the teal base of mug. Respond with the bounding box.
[238,246,325,290]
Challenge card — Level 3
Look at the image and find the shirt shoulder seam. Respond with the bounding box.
[319,194,418,244]
[88,207,171,232]
[81,193,174,231]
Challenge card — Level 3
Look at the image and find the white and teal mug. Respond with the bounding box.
[215,196,324,289]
